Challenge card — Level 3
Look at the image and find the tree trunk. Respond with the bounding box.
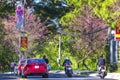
[82,60,90,70]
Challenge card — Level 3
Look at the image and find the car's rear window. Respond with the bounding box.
[27,59,45,63]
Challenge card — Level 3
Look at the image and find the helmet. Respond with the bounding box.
[100,54,103,57]
[65,57,69,60]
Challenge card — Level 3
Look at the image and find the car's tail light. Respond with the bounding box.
[23,64,28,71]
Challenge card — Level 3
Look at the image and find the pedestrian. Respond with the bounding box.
[43,55,49,64]
[10,61,15,74]
[43,55,51,71]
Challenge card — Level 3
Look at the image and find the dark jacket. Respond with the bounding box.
[62,59,72,66]
[97,57,105,67]
[44,58,49,64]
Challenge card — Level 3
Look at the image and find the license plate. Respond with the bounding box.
[35,66,39,68]
[68,67,72,70]
[101,69,105,72]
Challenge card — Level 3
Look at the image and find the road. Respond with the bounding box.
[0,71,117,80]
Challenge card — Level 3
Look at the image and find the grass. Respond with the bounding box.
[114,68,120,73]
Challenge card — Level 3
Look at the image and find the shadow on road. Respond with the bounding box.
[1,73,17,80]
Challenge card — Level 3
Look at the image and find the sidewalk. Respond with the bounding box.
[50,70,120,79]
[89,72,120,80]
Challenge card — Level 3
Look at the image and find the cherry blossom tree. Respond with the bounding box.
[2,8,49,58]
[67,6,108,69]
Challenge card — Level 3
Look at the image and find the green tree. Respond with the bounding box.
[0,20,17,72]
[57,0,120,70]
[62,0,120,28]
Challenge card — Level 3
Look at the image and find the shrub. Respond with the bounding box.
[109,63,118,72]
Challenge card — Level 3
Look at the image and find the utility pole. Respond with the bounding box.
[58,33,62,66]
[16,0,27,60]
[22,0,25,60]
[57,27,62,66]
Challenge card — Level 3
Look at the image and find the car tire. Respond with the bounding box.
[42,73,48,78]
[21,69,27,78]
[22,75,27,78]
[22,72,27,78]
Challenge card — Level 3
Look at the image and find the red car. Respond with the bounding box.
[21,58,48,78]
[16,59,26,76]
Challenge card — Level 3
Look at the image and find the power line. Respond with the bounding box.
[60,26,108,37]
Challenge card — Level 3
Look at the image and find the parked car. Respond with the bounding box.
[21,58,48,78]
[15,59,26,76]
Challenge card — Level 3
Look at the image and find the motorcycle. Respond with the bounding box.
[98,65,107,79]
[64,64,73,77]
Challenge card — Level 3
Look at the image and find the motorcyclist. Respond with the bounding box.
[97,54,106,73]
[62,57,72,73]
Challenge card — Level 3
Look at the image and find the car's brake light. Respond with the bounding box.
[39,63,47,69]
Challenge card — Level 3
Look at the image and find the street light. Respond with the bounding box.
[45,18,62,66]
[57,27,62,66]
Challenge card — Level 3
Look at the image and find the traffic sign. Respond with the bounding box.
[20,31,28,51]
[116,22,120,40]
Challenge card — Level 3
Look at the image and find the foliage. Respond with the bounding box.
[0,1,15,17]
[109,63,118,72]
[104,44,110,71]
[58,0,120,70]
[27,0,70,20]
[61,0,94,26]
[63,5,108,70]
[61,0,120,28]
[2,7,49,59]
[33,34,76,69]
[91,0,119,28]
[0,20,17,72]
[0,0,120,71]
[114,68,120,73]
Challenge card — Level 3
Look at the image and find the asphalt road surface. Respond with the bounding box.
[0,71,116,80]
